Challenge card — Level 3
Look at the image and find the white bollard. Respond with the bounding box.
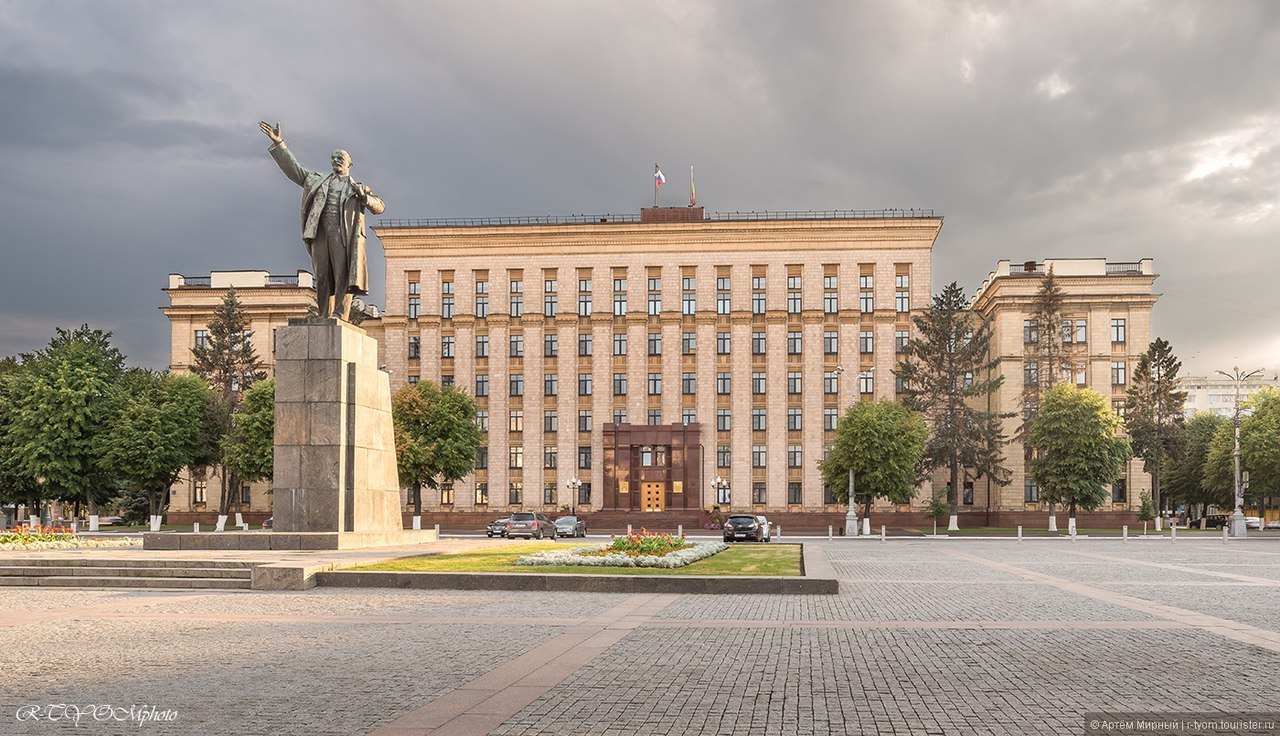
[678,524,683,537]
[71,520,77,534]
[1222,526,1229,544]
[194,523,200,533]
[412,515,421,530]
[880,525,886,542]
[1122,525,1128,542]
[828,525,833,540]
[627,524,632,535]
[88,515,99,532]
[1171,524,1177,542]
[241,523,249,531]
[1017,525,1023,542]
[862,518,871,536]
[777,525,782,539]
[434,523,440,537]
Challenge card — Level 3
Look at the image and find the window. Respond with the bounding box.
[578,333,593,356]
[1024,361,1039,387]
[509,373,524,396]
[859,370,874,394]
[895,274,909,312]
[475,410,489,432]
[577,482,592,505]
[1075,319,1087,343]
[716,276,731,315]
[787,331,802,355]
[544,410,557,433]
[824,371,839,394]
[1112,478,1127,503]
[752,331,767,355]
[963,371,974,389]
[787,275,802,314]
[1064,363,1087,387]
[682,332,696,354]
[716,332,731,354]
[475,447,488,469]
[859,331,873,354]
[1113,399,1126,418]
[578,373,592,396]
[578,446,592,469]
[612,409,627,424]
[823,483,836,504]
[508,482,522,505]
[509,280,523,317]
[1111,318,1126,343]
[896,373,907,394]
[682,276,696,291]
[577,289,592,316]
[824,331,838,354]
[613,373,627,396]
[752,290,766,315]
[474,482,489,506]
[542,483,555,505]
[509,446,524,469]
[441,375,454,386]
[544,279,558,317]
[823,407,838,431]
[647,373,662,395]
[716,372,731,394]
[408,336,421,359]
[435,335,452,359]
[407,375,420,386]
[647,409,662,425]
[717,445,731,468]
[194,329,208,349]
[441,295,454,319]
[682,409,696,425]
[544,333,558,357]
[407,280,420,295]
[752,371,766,394]
[648,277,661,292]
[578,410,591,433]
[543,373,558,396]
[1023,319,1039,345]
[716,409,731,432]
[1111,361,1127,386]
[682,373,697,395]
[895,330,909,353]
[823,275,838,313]
[193,480,206,504]
[613,333,627,356]
[787,482,802,505]
[962,481,974,506]
[508,410,523,432]
[475,293,489,318]
[613,279,627,316]
[859,275,874,313]
[543,447,557,469]
[509,334,524,358]
[648,292,662,316]
[752,408,766,431]
[648,332,662,356]
[475,375,489,397]
[1062,318,1087,344]
[476,335,489,358]
[752,482,767,505]
[408,297,420,319]
[1024,476,1039,503]
[682,291,696,315]
[787,371,803,394]
[752,445,767,468]
[787,407,802,431]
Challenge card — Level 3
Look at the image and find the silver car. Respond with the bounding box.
[555,515,587,538]
[755,515,772,542]
[506,511,557,540]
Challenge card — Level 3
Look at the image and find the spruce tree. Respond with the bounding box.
[1021,266,1068,437]
[1124,338,1187,514]
[895,282,1011,515]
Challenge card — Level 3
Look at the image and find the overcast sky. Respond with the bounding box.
[1,0,1276,377]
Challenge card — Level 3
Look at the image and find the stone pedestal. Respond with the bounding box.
[272,318,402,534]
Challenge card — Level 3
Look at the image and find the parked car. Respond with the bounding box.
[555,515,587,538]
[723,514,766,542]
[1202,514,1230,529]
[98,516,123,526]
[1246,516,1263,530]
[506,512,556,539]
[1265,519,1280,530]
[755,515,771,542]
[262,517,273,529]
[486,518,510,538]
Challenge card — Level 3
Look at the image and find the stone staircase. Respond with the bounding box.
[0,559,258,590]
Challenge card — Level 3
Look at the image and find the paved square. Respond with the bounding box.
[4,538,1280,735]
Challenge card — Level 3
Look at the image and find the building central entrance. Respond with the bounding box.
[640,482,666,512]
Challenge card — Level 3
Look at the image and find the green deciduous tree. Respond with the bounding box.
[1239,388,1280,499]
[819,399,926,521]
[223,379,275,484]
[896,281,1011,515]
[1028,384,1132,520]
[1125,338,1187,514]
[1165,413,1229,519]
[392,381,483,516]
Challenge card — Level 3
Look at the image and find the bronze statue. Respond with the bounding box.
[260,121,386,320]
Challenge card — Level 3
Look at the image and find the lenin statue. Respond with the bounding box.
[260,121,386,320]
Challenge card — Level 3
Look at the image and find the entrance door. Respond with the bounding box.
[640,482,666,512]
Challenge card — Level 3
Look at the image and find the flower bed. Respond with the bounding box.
[516,530,728,569]
[0,527,140,551]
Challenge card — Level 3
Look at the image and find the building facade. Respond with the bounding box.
[970,258,1159,513]
[373,207,941,515]
[1179,373,1279,419]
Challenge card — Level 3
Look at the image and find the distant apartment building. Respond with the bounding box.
[1180,372,1279,418]
[970,258,1159,513]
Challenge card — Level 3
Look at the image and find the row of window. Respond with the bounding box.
[1022,361,1129,386]
[471,369,877,398]
[461,481,593,507]
[1023,318,1127,344]
[1026,478,1127,504]
[412,329,911,359]
[715,482,821,506]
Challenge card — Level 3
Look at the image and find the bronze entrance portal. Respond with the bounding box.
[602,423,702,512]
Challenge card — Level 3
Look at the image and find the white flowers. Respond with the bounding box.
[516,541,729,569]
[0,538,141,551]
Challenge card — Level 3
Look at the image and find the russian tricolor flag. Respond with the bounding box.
[654,166,666,188]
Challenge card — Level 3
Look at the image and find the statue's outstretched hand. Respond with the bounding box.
[259,120,283,145]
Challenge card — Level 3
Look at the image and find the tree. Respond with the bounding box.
[896,281,1011,517]
[392,381,483,516]
[1020,266,1069,436]
[96,372,211,523]
[4,326,125,520]
[222,379,275,485]
[1165,413,1229,519]
[1203,420,1237,506]
[1137,491,1155,534]
[190,288,266,516]
[1125,338,1187,514]
[0,360,40,522]
[1239,388,1280,499]
[1028,384,1131,520]
[819,399,926,521]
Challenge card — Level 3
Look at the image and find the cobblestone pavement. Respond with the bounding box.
[4,539,1280,735]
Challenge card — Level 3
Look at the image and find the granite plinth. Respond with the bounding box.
[142,529,438,552]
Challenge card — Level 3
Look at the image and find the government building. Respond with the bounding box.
[162,206,1160,526]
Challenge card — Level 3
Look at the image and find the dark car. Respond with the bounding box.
[506,512,556,540]
[262,517,273,529]
[486,518,509,538]
[1202,514,1230,529]
[723,514,766,542]
[555,515,587,538]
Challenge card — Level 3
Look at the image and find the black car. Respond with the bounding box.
[486,518,510,538]
[723,514,766,542]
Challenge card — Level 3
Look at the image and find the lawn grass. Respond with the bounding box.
[355,541,802,576]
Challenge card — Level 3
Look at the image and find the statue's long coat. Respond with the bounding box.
[268,142,385,295]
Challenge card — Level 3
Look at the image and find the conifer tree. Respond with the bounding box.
[1125,338,1187,514]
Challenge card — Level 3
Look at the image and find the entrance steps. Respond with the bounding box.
[0,559,258,590]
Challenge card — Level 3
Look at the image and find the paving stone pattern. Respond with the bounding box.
[4,539,1280,735]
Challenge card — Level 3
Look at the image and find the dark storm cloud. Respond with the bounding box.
[0,0,1276,374]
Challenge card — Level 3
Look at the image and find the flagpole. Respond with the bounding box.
[690,164,695,208]
[654,163,659,208]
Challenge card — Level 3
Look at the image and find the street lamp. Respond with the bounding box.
[830,367,859,536]
[1215,366,1263,538]
[712,475,730,507]
[566,476,581,516]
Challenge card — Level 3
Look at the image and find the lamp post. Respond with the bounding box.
[566,476,581,516]
[712,475,729,507]
[1215,366,1262,539]
[830,366,859,536]
[33,475,45,529]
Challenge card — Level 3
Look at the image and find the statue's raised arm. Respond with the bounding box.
[259,120,283,145]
